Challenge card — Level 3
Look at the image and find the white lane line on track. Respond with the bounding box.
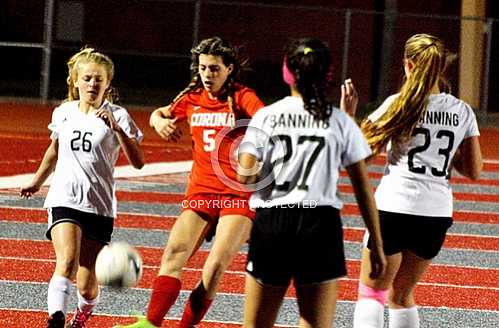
[0,161,193,189]
[2,255,498,292]
[4,236,499,270]
[2,156,499,190]
[1,304,498,317]
[0,307,300,328]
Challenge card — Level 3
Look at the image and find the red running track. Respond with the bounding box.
[1,102,499,326]
[1,238,498,311]
[2,208,499,251]
[0,309,247,328]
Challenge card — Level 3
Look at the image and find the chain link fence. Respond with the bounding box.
[1,0,498,116]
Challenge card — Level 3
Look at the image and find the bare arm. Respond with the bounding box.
[345,160,386,278]
[150,105,182,142]
[236,152,259,185]
[20,138,59,198]
[452,136,482,180]
[94,107,145,169]
[115,130,144,169]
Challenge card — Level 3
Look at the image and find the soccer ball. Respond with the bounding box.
[95,242,143,287]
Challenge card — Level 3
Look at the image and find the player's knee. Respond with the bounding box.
[358,282,389,305]
[203,257,226,279]
[202,252,234,287]
[163,241,190,261]
[55,256,78,278]
[389,288,415,308]
[159,242,191,275]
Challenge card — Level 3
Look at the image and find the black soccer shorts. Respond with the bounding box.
[246,206,347,287]
[367,210,453,259]
[47,206,114,244]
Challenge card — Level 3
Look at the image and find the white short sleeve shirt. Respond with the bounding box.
[369,93,480,217]
[44,100,143,218]
[240,96,371,209]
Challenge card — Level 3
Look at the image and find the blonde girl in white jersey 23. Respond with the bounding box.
[353,34,483,328]
[238,37,386,328]
[20,48,144,328]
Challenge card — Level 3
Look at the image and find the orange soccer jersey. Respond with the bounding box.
[170,84,264,197]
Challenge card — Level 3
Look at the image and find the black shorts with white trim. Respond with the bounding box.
[46,206,114,244]
[367,210,452,260]
[246,206,346,287]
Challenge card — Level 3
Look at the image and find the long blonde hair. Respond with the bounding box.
[66,47,118,103]
[361,34,451,156]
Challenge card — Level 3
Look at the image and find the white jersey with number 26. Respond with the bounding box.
[241,96,371,209]
[369,93,479,217]
[43,100,143,218]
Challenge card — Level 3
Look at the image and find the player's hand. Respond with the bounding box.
[95,107,121,132]
[340,78,358,117]
[20,182,40,199]
[368,244,387,279]
[152,116,182,142]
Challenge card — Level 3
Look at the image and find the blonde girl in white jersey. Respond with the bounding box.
[20,48,144,328]
[353,34,483,328]
[238,38,386,328]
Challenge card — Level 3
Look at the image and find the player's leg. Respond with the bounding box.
[295,280,338,328]
[47,208,83,327]
[67,212,112,327]
[114,197,210,328]
[200,214,252,297]
[66,237,104,327]
[387,250,431,328]
[354,210,408,328]
[292,207,346,328]
[387,216,451,328]
[353,247,401,328]
[145,209,208,327]
[243,274,288,328]
[243,207,298,328]
[178,213,252,327]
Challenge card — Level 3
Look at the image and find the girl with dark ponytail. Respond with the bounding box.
[237,38,386,328]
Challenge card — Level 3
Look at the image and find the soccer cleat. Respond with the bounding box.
[113,316,159,328]
[47,311,65,328]
[65,308,92,328]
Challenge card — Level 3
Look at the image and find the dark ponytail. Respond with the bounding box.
[285,38,333,121]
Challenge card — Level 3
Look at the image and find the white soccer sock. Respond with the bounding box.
[47,275,72,315]
[353,298,385,328]
[389,306,419,328]
[77,289,100,314]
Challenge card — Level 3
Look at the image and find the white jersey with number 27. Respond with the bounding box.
[43,100,143,218]
[241,96,371,209]
[369,93,479,217]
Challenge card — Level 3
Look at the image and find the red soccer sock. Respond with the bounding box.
[178,282,213,327]
[146,275,182,327]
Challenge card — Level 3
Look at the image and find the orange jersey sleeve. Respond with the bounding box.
[169,94,191,122]
[236,86,265,118]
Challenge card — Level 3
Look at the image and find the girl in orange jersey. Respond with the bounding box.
[115,36,264,328]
